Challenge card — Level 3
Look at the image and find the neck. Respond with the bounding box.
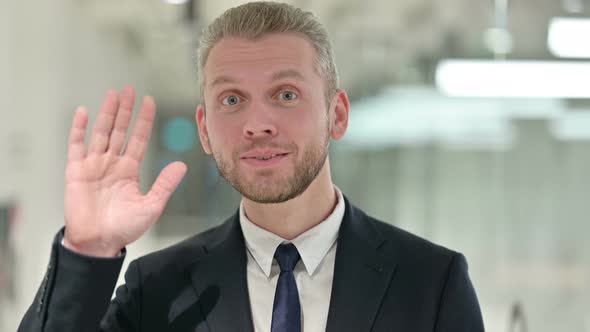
[242,158,338,240]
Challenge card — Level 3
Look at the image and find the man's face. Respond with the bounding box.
[196,33,335,203]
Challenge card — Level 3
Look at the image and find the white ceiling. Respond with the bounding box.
[76,0,590,107]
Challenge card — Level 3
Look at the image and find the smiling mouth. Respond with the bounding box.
[247,153,289,161]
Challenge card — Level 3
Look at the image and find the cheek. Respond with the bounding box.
[283,112,326,147]
[289,98,323,123]
[206,119,240,152]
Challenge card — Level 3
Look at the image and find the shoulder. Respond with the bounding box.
[131,216,235,276]
[351,206,474,301]
[352,205,462,270]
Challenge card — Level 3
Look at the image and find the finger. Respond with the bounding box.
[108,85,136,155]
[67,107,89,162]
[125,96,156,162]
[88,90,119,155]
[145,161,188,212]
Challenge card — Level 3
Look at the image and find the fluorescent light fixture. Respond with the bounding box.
[436,60,590,98]
[344,87,515,149]
[164,0,189,4]
[548,17,590,58]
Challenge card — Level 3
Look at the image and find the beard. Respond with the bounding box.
[208,130,330,204]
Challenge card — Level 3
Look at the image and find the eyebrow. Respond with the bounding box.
[271,69,305,82]
[210,75,237,88]
[209,69,306,88]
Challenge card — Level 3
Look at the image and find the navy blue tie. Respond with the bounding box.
[271,243,301,332]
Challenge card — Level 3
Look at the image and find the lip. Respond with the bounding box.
[240,151,291,168]
[239,149,291,159]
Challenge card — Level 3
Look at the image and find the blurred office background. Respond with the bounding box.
[1,0,589,330]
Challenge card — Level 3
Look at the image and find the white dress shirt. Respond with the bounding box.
[239,186,345,332]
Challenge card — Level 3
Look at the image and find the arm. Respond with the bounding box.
[433,253,485,332]
[17,86,185,331]
[17,229,143,332]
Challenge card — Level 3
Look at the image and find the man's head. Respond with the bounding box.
[195,1,349,204]
[197,1,339,105]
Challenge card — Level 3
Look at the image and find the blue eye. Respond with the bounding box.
[278,91,298,101]
[222,95,241,106]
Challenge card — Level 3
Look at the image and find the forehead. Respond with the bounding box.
[204,33,319,87]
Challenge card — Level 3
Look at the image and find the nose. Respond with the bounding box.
[242,104,278,139]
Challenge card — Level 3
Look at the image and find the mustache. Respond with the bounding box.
[233,141,297,156]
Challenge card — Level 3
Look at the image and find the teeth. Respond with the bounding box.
[255,154,279,160]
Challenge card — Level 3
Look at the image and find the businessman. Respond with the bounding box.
[18,2,484,331]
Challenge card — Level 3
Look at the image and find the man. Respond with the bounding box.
[18,2,484,331]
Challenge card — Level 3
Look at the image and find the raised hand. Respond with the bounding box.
[63,86,187,257]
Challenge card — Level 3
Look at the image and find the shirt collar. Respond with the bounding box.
[239,186,345,278]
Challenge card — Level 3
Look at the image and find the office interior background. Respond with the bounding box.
[1,0,589,330]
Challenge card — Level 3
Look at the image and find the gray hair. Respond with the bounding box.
[197,1,339,105]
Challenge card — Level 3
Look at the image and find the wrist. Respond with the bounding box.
[62,235,122,258]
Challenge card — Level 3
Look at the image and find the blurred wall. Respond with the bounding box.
[0,0,158,330]
[333,118,590,331]
[2,1,590,331]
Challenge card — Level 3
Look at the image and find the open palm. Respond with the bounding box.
[64,87,187,257]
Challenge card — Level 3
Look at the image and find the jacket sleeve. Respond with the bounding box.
[433,253,485,332]
[17,228,142,332]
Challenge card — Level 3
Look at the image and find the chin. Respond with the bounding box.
[241,178,313,204]
[241,191,289,204]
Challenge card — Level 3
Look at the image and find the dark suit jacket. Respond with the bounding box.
[18,196,484,331]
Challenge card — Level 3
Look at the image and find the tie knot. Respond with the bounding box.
[274,243,300,272]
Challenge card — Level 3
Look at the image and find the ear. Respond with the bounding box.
[329,89,350,141]
[195,104,212,155]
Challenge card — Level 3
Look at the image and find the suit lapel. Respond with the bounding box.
[185,197,397,332]
[189,212,255,332]
[325,198,399,332]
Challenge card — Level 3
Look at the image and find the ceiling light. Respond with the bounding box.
[435,59,590,98]
[164,0,189,4]
[548,17,590,58]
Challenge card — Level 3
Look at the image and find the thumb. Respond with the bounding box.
[146,161,188,209]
